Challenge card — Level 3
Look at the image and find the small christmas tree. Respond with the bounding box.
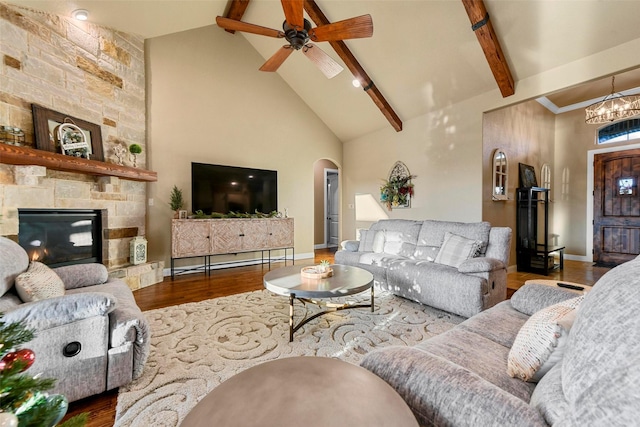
[0,314,86,427]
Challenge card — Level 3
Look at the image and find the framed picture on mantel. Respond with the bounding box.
[32,104,105,161]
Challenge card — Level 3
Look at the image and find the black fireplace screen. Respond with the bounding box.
[18,209,103,268]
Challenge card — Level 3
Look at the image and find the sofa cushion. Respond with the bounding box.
[434,232,482,268]
[357,229,369,252]
[507,296,582,382]
[382,231,404,255]
[15,261,66,303]
[360,220,422,252]
[558,257,640,425]
[415,327,536,402]
[372,230,385,253]
[0,237,29,297]
[529,363,568,425]
[416,220,491,255]
[458,300,529,348]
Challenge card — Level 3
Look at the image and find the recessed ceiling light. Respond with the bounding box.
[72,9,89,21]
[352,79,361,88]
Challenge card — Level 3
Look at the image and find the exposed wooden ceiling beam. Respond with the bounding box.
[224,0,251,34]
[461,0,515,97]
[304,0,403,132]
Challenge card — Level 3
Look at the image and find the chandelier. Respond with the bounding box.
[585,76,640,124]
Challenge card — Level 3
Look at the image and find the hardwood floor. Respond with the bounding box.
[63,249,610,426]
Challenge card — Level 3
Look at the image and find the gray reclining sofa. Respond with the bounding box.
[361,255,640,426]
[335,219,512,318]
[0,236,150,402]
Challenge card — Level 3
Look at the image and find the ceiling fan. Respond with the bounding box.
[216,0,373,79]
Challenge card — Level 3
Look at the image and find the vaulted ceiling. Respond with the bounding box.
[9,0,640,141]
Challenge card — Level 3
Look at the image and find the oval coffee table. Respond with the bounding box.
[180,356,419,427]
[264,264,374,341]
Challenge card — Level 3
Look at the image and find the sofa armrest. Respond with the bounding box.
[2,292,117,330]
[511,283,581,316]
[340,240,360,252]
[457,257,505,273]
[53,263,109,290]
[361,346,547,427]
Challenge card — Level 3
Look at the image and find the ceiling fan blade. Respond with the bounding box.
[216,16,284,38]
[302,44,344,79]
[310,14,373,42]
[259,46,295,72]
[281,0,304,29]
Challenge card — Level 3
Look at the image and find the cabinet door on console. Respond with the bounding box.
[268,218,294,248]
[241,220,270,250]
[212,219,244,253]
[172,220,213,257]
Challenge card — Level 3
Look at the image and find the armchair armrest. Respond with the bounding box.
[457,257,505,274]
[2,292,117,330]
[53,263,109,289]
[340,240,360,252]
[510,283,581,316]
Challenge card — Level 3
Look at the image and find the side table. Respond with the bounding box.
[524,279,591,294]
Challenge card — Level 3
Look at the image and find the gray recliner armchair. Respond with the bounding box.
[0,236,150,402]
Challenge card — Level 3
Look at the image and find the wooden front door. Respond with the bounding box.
[593,148,640,266]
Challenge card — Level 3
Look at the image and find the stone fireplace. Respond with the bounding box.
[0,165,163,290]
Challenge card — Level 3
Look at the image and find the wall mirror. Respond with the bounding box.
[492,149,508,200]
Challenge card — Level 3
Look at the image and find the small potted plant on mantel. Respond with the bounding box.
[169,185,184,218]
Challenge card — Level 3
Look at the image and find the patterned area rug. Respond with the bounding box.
[115,289,463,426]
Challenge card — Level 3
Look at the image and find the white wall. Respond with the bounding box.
[145,25,342,266]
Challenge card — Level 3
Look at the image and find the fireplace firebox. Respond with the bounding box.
[18,209,104,268]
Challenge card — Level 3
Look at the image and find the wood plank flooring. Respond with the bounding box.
[62,249,610,426]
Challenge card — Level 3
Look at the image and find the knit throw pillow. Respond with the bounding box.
[507,295,583,382]
[15,261,65,303]
[434,232,482,268]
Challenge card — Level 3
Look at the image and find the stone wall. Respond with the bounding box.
[0,3,158,288]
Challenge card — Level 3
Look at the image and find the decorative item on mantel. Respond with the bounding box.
[130,236,148,265]
[380,161,415,210]
[55,120,90,159]
[0,125,25,146]
[129,144,142,167]
[113,143,127,166]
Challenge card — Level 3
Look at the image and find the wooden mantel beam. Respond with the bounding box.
[461,0,515,97]
[223,0,251,33]
[304,0,403,132]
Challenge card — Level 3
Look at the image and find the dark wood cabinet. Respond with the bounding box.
[516,187,564,275]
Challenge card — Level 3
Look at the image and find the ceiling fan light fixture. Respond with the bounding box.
[585,76,640,124]
[72,9,89,21]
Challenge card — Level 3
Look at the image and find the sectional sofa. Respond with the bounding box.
[335,219,512,318]
[360,255,640,426]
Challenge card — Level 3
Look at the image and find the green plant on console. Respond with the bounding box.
[169,186,184,212]
[192,210,279,219]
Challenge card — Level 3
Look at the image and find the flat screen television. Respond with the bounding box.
[192,163,278,214]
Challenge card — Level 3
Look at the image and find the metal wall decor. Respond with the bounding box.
[380,161,414,210]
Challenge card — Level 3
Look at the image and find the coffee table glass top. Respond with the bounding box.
[263,264,373,298]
